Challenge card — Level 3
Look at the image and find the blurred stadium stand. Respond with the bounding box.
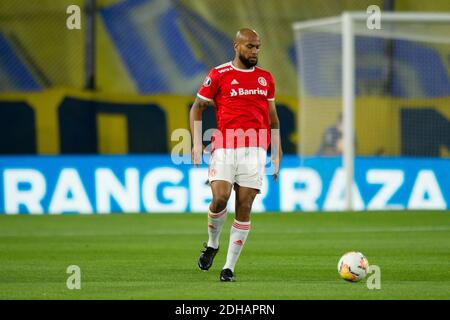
[0,0,449,156]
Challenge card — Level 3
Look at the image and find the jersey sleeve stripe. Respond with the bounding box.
[197,93,213,101]
[267,98,275,101]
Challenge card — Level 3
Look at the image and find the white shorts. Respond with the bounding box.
[208,147,267,191]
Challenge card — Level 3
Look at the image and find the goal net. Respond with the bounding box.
[293,12,450,210]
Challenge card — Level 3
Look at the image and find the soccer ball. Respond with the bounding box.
[337,252,369,282]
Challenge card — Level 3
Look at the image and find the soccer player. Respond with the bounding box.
[190,28,282,282]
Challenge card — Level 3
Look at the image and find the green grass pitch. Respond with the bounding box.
[0,211,449,300]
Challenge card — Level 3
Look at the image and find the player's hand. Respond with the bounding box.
[191,144,205,167]
[272,149,283,181]
[272,162,279,181]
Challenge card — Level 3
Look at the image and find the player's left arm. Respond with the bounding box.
[268,100,283,181]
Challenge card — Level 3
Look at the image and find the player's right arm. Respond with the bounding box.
[190,69,219,166]
[190,97,212,166]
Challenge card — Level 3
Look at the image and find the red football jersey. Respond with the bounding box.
[197,62,275,150]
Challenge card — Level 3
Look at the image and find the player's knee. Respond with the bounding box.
[237,201,253,214]
[211,194,229,212]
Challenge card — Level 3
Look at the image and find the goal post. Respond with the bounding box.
[342,13,355,211]
[293,12,450,211]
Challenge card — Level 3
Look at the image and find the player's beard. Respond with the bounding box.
[239,53,258,68]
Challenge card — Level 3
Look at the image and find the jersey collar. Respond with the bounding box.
[230,61,255,72]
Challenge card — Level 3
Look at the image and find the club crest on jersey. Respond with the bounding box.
[258,76,267,86]
[203,76,212,87]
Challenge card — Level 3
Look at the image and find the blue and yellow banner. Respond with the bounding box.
[2,89,449,156]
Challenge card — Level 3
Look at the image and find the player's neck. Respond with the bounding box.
[231,58,254,71]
